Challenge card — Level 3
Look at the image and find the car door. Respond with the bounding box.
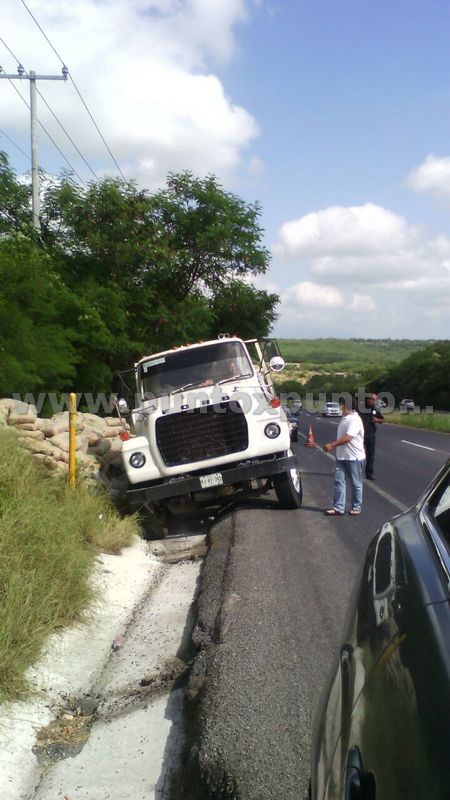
[320,527,398,799]
[324,513,450,800]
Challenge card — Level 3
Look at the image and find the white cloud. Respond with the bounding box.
[408,153,450,201]
[271,200,450,337]
[274,203,412,259]
[283,281,344,308]
[0,0,258,186]
[349,293,375,311]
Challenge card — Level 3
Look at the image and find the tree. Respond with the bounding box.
[148,172,271,301]
[0,153,278,396]
[0,152,33,237]
[39,171,275,385]
[0,236,78,396]
[375,342,450,410]
[210,280,279,339]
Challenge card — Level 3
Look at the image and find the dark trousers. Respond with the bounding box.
[364,433,376,478]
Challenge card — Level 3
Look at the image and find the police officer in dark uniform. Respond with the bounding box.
[360,392,384,480]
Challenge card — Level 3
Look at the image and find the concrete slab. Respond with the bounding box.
[0,535,204,800]
[33,688,186,800]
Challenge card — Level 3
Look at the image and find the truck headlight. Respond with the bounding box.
[129,451,146,468]
[264,423,281,439]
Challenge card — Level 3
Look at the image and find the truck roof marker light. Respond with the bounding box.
[271,398,281,408]
[119,431,130,441]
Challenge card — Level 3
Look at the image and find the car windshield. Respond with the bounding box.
[139,341,254,398]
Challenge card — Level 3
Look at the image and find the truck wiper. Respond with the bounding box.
[172,381,204,395]
[217,372,253,385]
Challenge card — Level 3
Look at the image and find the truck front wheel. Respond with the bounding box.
[136,503,168,540]
[273,465,303,509]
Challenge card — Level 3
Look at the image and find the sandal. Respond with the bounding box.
[349,509,361,516]
[325,509,344,516]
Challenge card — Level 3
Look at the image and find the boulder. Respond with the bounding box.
[16,429,45,441]
[101,449,124,468]
[77,413,109,433]
[51,411,85,429]
[2,399,37,417]
[109,436,125,452]
[10,421,39,431]
[88,438,112,458]
[22,439,59,457]
[48,433,88,453]
[83,428,102,448]
[32,453,60,470]
[8,412,38,426]
[104,416,125,428]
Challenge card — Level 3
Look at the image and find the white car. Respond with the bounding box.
[399,398,415,412]
[322,402,342,417]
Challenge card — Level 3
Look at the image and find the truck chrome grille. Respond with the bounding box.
[156,402,248,467]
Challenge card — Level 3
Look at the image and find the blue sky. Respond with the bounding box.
[1,0,450,339]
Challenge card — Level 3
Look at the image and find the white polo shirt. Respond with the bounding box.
[336,412,365,460]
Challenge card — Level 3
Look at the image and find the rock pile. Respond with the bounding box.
[0,398,128,482]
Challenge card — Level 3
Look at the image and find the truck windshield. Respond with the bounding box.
[139,341,254,398]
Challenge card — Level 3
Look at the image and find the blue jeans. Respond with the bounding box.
[333,459,364,513]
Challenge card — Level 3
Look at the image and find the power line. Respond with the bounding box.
[19,0,126,179]
[0,127,31,161]
[0,36,95,181]
[0,35,19,64]
[2,74,86,185]
[0,207,35,241]
[36,88,98,180]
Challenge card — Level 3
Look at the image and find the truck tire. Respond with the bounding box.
[136,503,168,540]
[273,464,303,509]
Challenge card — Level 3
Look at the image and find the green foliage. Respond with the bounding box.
[302,372,361,395]
[148,172,270,300]
[37,168,274,390]
[277,338,450,411]
[279,338,430,372]
[0,428,138,702]
[0,236,79,395]
[375,341,450,410]
[0,152,33,237]
[210,279,279,339]
[384,412,450,433]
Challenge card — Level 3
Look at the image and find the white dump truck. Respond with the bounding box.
[114,335,302,536]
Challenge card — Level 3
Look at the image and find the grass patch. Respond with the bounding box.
[0,427,139,703]
[384,411,450,433]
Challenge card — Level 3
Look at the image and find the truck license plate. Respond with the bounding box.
[200,472,223,489]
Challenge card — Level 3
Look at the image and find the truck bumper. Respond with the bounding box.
[127,454,298,504]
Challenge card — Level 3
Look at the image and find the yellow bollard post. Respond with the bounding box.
[68,392,77,488]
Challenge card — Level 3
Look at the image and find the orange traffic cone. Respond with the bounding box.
[305,424,316,447]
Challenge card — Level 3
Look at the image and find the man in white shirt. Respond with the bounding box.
[322,396,365,516]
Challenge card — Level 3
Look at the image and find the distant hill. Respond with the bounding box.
[277,338,431,373]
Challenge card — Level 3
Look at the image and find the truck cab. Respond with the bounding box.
[116,336,302,536]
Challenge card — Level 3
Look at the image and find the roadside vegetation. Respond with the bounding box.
[278,338,428,372]
[0,153,277,398]
[276,339,450,416]
[383,412,450,434]
[0,428,138,703]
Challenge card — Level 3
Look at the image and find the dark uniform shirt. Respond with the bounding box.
[359,404,384,436]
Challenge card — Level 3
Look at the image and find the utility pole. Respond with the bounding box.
[0,64,68,232]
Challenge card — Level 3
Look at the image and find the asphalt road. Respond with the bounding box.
[178,418,450,800]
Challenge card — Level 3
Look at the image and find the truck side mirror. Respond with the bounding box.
[270,356,285,372]
[117,397,130,416]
